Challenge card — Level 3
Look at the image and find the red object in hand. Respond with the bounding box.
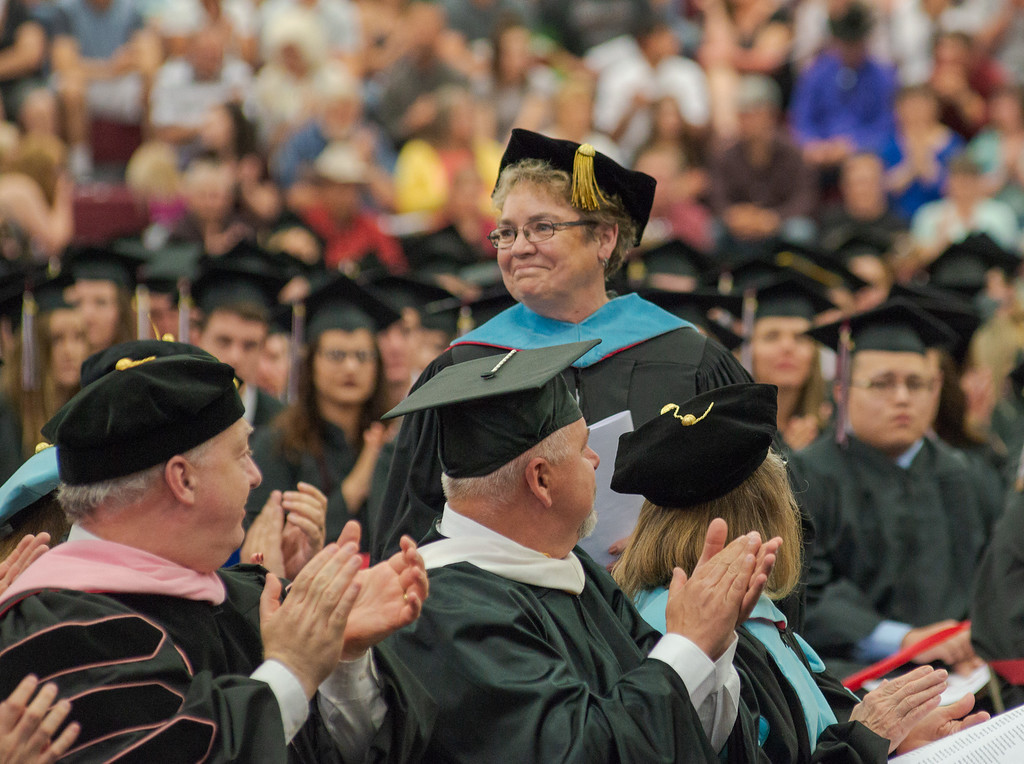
[842,621,971,692]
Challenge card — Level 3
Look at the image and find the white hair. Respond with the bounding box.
[58,439,215,522]
[441,425,574,506]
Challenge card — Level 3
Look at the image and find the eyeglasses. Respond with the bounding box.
[849,376,938,396]
[317,348,377,365]
[487,219,596,249]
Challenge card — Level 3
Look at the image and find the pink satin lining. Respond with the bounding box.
[0,540,226,607]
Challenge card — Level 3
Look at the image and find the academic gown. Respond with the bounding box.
[0,565,433,763]
[385,526,761,763]
[789,435,989,662]
[252,388,285,428]
[369,295,752,562]
[247,420,359,543]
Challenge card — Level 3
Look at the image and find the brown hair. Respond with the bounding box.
[491,158,638,278]
[613,450,802,601]
[273,331,388,461]
[0,494,70,560]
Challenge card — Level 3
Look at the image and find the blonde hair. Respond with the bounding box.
[4,134,66,206]
[612,450,802,601]
[126,141,182,199]
[491,158,638,278]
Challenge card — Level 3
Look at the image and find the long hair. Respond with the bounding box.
[273,331,388,461]
[613,450,802,601]
[1,310,83,457]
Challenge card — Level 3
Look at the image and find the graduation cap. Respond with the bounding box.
[888,283,981,366]
[808,298,958,356]
[65,246,146,289]
[48,355,244,485]
[611,383,778,508]
[360,274,454,317]
[429,287,518,336]
[192,254,288,317]
[0,270,77,391]
[828,229,896,262]
[754,274,836,321]
[303,273,402,340]
[0,447,59,529]
[926,234,1022,296]
[383,340,596,478]
[626,239,713,285]
[641,289,744,351]
[770,241,869,291]
[497,129,656,246]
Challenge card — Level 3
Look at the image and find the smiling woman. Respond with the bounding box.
[372,129,754,564]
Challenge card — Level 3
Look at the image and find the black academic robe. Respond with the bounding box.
[252,389,285,428]
[369,326,752,562]
[972,489,1024,664]
[385,530,758,763]
[0,565,433,763]
[789,435,989,662]
[733,628,888,763]
[247,420,359,544]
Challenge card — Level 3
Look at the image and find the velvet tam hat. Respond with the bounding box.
[49,355,244,485]
[497,129,656,246]
[383,340,596,478]
[611,383,778,508]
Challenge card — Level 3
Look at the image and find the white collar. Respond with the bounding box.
[423,505,586,595]
[68,524,100,541]
[240,383,257,424]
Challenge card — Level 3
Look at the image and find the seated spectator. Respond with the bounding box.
[911,153,1021,264]
[930,31,1005,140]
[393,84,501,218]
[170,154,260,255]
[791,301,991,674]
[152,0,259,66]
[148,26,253,153]
[790,2,897,171]
[384,340,777,760]
[968,84,1024,221]
[0,133,74,260]
[260,0,361,64]
[593,19,709,164]
[440,0,526,44]
[302,142,406,274]
[710,75,817,261]
[545,74,621,162]
[633,143,712,252]
[699,0,794,138]
[882,84,964,221]
[50,0,162,180]
[477,18,555,143]
[535,0,653,61]
[373,2,467,148]
[820,152,909,251]
[0,0,46,125]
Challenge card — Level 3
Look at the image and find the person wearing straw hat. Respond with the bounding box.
[374,128,751,562]
[383,340,778,761]
[789,300,989,677]
[612,383,988,761]
[0,353,433,762]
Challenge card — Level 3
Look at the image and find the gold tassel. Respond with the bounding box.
[571,144,608,211]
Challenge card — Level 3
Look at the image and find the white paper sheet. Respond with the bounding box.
[576,410,644,567]
[891,702,1024,763]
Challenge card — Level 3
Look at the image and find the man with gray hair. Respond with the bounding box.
[383,340,778,761]
[0,354,433,762]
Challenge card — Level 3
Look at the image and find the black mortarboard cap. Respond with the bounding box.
[828,228,895,262]
[50,355,244,485]
[497,129,656,246]
[361,274,454,316]
[40,339,220,442]
[192,254,288,316]
[754,274,836,321]
[926,233,1022,295]
[807,298,958,355]
[771,240,869,291]
[888,283,981,365]
[0,268,75,330]
[383,340,596,478]
[641,289,744,350]
[429,287,518,335]
[304,273,402,339]
[66,246,145,289]
[611,383,778,508]
[629,239,713,282]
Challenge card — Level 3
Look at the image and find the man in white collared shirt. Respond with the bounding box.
[381,340,776,761]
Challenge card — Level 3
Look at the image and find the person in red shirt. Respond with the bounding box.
[302,142,407,274]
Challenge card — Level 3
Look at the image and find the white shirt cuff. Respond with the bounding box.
[317,652,388,760]
[251,659,310,743]
[650,633,739,752]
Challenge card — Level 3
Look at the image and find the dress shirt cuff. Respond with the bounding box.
[316,652,388,761]
[650,633,737,708]
[854,620,913,663]
[252,659,310,743]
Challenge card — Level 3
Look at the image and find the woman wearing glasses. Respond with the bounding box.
[371,128,752,562]
[246,275,397,546]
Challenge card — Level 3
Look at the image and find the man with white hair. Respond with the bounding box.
[0,354,433,761]
[384,340,778,761]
